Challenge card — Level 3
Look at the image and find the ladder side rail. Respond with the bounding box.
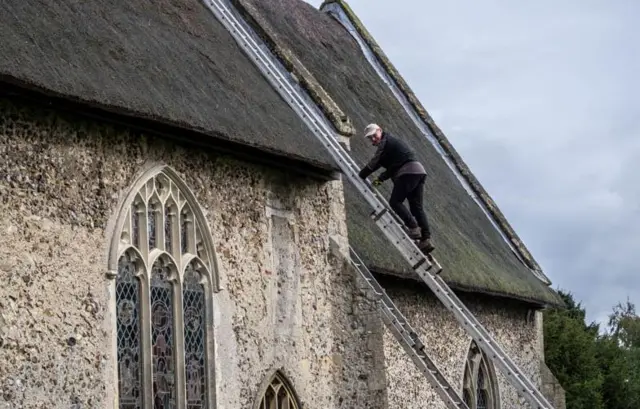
[201,1,552,407]
[349,248,417,330]
[203,0,422,233]
[321,3,545,280]
[432,275,549,403]
[375,212,550,408]
[378,307,468,409]
[409,257,551,408]
[350,250,468,409]
[204,0,436,271]
[350,247,427,351]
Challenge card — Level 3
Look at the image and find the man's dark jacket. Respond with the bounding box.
[358,132,418,181]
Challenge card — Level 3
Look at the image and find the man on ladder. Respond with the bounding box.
[358,123,435,253]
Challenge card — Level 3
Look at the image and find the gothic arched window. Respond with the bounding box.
[109,166,219,409]
[257,372,301,409]
[462,341,499,409]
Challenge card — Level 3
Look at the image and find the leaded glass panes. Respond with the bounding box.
[477,390,488,409]
[151,262,176,409]
[259,374,299,409]
[148,205,157,250]
[477,367,487,409]
[463,389,472,407]
[180,209,189,255]
[184,264,206,409]
[117,255,142,409]
[165,206,173,255]
[113,168,216,409]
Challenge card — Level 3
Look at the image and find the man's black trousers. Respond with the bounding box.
[388,174,431,239]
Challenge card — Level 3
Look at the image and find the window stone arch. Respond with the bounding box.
[256,371,301,409]
[462,341,499,409]
[107,164,219,409]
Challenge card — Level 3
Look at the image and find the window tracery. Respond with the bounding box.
[110,167,217,409]
[462,341,499,409]
[258,372,300,409]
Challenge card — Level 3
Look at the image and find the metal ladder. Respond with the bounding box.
[200,1,555,408]
[349,247,469,409]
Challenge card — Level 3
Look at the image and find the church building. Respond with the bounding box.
[0,0,565,408]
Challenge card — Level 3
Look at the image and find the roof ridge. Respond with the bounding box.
[229,0,356,140]
[320,0,551,285]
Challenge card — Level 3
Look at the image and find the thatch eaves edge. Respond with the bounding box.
[370,266,565,309]
[1,76,341,182]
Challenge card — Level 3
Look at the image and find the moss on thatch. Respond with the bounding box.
[230,0,355,137]
[236,0,563,306]
[0,0,337,171]
[322,0,547,280]
[0,0,563,306]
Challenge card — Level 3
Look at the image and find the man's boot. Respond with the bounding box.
[418,237,435,253]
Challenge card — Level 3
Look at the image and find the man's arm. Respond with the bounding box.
[358,141,385,179]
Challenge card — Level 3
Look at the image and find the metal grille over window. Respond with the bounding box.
[462,342,498,409]
[258,373,300,409]
[112,167,217,409]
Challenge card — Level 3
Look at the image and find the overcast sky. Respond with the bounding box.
[305,0,640,326]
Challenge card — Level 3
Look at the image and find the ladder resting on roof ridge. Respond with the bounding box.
[200,0,555,408]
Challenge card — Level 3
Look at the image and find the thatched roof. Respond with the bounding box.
[231,0,563,306]
[0,0,336,175]
[0,0,563,305]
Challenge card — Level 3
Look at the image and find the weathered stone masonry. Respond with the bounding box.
[381,281,544,409]
[0,97,382,409]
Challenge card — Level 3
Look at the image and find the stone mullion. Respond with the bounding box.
[169,205,181,265]
[173,279,187,409]
[138,204,149,260]
[156,202,166,253]
[138,272,154,409]
[479,361,493,409]
[204,281,217,409]
[185,212,196,255]
[111,168,220,409]
[123,211,132,248]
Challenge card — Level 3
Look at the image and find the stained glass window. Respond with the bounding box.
[112,167,216,409]
[462,342,497,409]
[184,263,206,409]
[258,373,300,409]
[116,254,142,409]
[151,261,176,409]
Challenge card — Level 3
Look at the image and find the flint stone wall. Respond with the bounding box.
[380,278,543,408]
[0,97,382,409]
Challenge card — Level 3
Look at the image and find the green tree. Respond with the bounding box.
[544,290,604,409]
[607,299,640,349]
[597,299,640,409]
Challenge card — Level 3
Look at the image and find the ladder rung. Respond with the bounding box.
[371,208,388,221]
[204,1,555,407]
[412,257,427,270]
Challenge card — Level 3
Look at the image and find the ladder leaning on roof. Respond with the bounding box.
[199,0,556,408]
[349,247,469,409]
